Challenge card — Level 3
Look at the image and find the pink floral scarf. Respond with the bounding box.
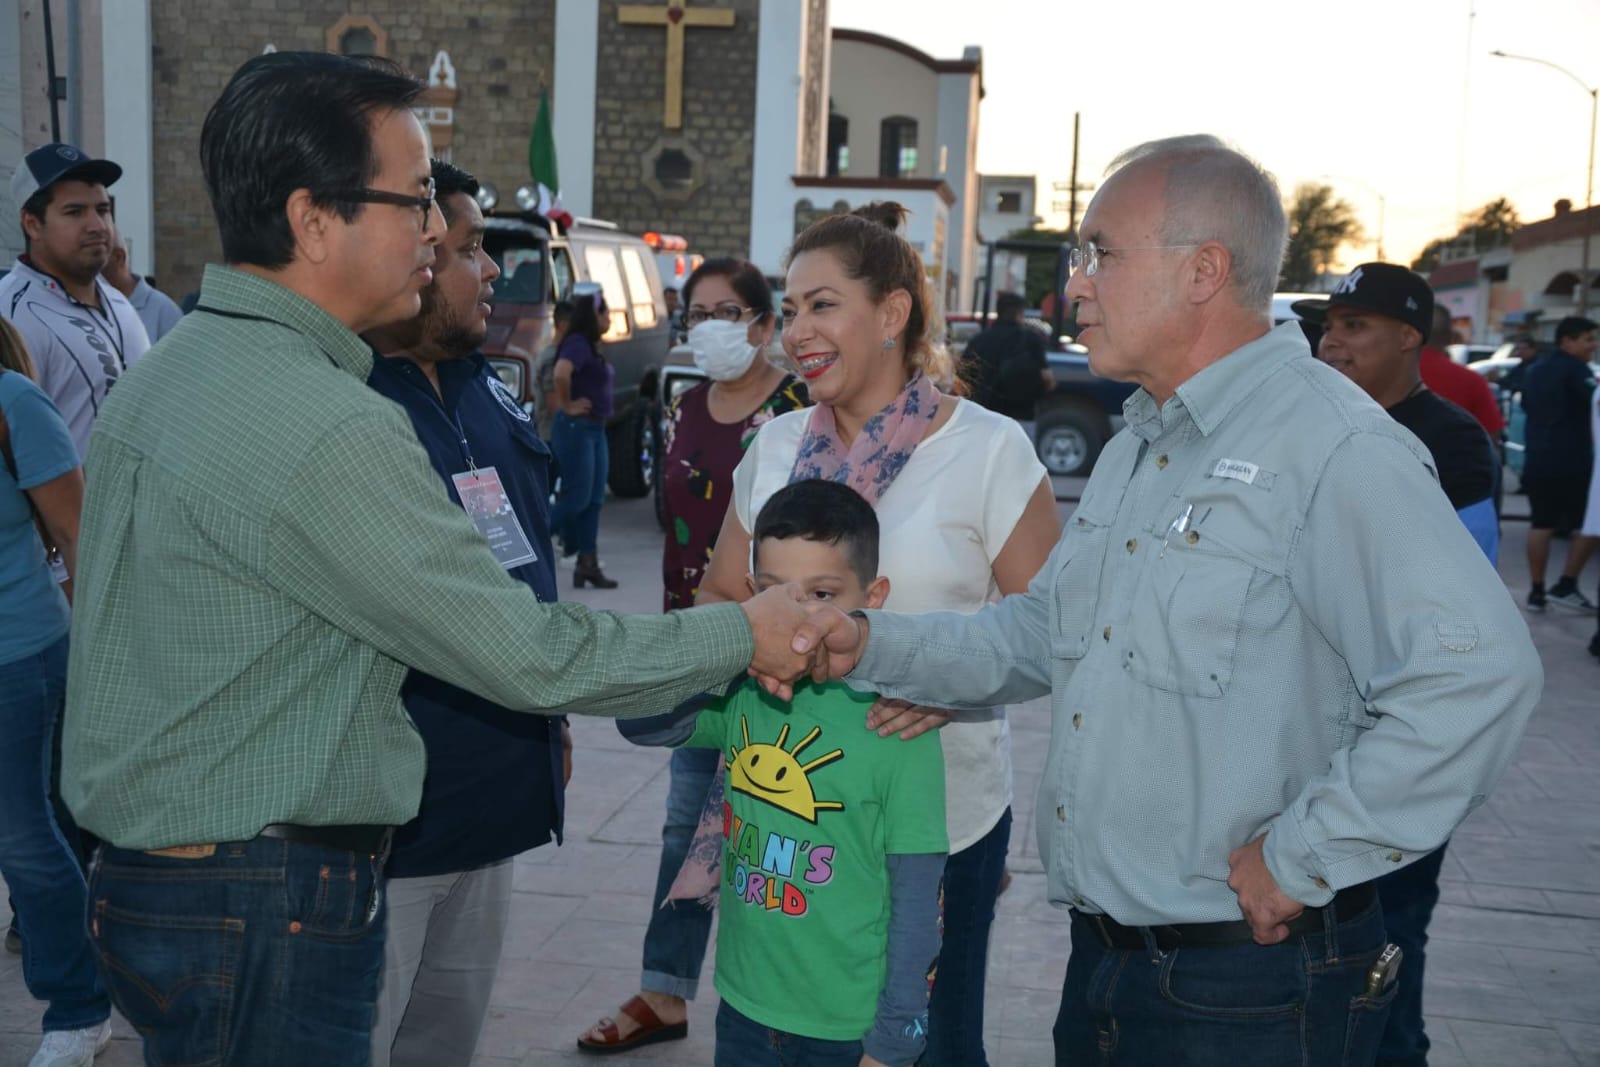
[663,372,942,907]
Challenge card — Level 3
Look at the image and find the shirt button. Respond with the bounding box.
[1125,538,1137,553]
[1072,713,1082,729]
[1056,805,1066,822]
[1156,453,1169,469]
[1185,530,1200,544]
[1388,851,1404,863]
[1313,877,1329,889]
[1102,625,1111,641]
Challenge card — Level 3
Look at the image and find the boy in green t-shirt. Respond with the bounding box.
[619,479,948,1067]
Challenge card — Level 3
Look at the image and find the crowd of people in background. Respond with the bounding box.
[0,46,1592,1067]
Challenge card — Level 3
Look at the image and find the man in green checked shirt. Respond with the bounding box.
[59,53,821,1067]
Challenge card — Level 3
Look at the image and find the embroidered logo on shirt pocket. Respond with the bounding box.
[1124,548,1254,698]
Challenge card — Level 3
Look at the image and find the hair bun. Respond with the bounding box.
[850,201,908,233]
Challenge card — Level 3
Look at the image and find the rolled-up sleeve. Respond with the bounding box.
[1264,430,1543,900]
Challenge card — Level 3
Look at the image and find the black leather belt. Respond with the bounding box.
[1076,883,1377,951]
[257,823,393,855]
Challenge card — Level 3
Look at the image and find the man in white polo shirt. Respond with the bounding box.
[2,143,150,457]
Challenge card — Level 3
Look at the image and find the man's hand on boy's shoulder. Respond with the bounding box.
[866,698,950,740]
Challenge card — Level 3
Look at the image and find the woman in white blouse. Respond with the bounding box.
[696,202,1060,1067]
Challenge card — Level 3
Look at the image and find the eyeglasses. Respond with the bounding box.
[1069,240,1201,277]
[333,178,437,233]
[685,302,755,327]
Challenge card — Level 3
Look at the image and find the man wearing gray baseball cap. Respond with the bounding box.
[1,143,150,457]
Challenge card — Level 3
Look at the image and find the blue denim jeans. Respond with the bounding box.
[923,806,1012,1067]
[1375,845,1448,1067]
[549,413,609,556]
[0,634,111,1033]
[640,745,720,999]
[715,1000,862,1067]
[89,835,388,1066]
[1054,893,1396,1066]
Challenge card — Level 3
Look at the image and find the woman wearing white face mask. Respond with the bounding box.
[577,259,806,1054]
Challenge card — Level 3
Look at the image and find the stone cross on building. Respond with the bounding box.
[616,0,736,129]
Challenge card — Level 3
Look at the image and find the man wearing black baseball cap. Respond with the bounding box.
[1,142,150,457]
[1297,262,1501,1067]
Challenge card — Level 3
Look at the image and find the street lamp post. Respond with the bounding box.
[1491,49,1598,316]
[1320,174,1386,261]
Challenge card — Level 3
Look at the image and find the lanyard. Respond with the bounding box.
[453,410,477,473]
[33,266,128,370]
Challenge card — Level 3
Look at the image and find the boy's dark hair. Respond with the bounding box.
[1555,316,1598,343]
[200,51,425,269]
[752,479,879,586]
[431,158,480,227]
[552,299,575,327]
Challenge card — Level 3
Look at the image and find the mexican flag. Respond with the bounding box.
[529,88,572,228]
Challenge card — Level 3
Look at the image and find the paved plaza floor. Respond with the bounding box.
[4,481,1598,1066]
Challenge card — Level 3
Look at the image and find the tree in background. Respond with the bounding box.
[1279,183,1366,291]
[1411,198,1520,272]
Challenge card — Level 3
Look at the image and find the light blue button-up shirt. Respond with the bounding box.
[855,323,1542,926]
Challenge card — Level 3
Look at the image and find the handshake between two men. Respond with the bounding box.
[741,584,866,697]
[742,588,942,738]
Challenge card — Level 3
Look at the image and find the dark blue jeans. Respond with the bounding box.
[89,836,388,1066]
[1054,894,1396,1066]
[923,806,1012,1067]
[549,413,609,556]
[1375,845,1448,1067]
[715,1000,862,1067]
[641,745,720,999]
[0,635,111,1032]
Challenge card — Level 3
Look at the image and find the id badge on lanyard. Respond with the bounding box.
[452,466,539,569]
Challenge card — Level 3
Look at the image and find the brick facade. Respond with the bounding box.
[149,2,556,297]
[592,0,758,258]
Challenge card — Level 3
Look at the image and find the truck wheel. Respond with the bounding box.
[607,403,656,498]
[1036,407,1103,477]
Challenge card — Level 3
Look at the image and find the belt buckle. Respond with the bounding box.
[145,844,217,859]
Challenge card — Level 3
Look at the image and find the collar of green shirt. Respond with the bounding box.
[1124,322,1307,441]
[198,263,375,382]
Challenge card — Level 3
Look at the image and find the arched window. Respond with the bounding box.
[827,113,849,176]
[879,116,918,178]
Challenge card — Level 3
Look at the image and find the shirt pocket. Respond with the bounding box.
[1051,511,1112,660]
[1123,540,1254,698]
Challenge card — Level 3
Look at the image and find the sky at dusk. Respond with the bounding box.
[833,0,1599,268]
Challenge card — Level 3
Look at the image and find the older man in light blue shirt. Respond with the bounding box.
[791,136,1542,1067]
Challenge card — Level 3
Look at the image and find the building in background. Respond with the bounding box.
[4,1,988,309]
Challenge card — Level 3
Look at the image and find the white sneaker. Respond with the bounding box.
[29,1020,111,1067]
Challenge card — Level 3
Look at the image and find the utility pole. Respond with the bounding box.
[1068,112,1080,242]
[1491,50,1596,316]
[1050,112,1095,237]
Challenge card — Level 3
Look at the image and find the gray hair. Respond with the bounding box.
[1106,134,1287,311]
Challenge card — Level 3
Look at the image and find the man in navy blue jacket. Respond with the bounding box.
[364,159,570,1067]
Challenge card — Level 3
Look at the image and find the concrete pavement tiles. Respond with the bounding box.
[3,490,1596,1066]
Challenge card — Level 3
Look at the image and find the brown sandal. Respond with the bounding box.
[576,995,688,1055]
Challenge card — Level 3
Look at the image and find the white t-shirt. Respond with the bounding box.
[733,398,1048,853]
